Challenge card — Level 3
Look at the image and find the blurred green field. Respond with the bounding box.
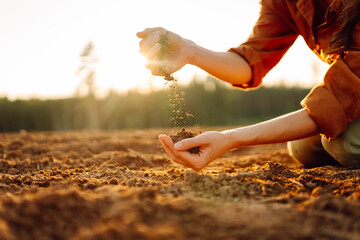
[0,76,310,132]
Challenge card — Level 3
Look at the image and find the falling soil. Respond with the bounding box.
[170,128,201,154]
[159,33,195,129]
[164,78,195,128]
[0,128,360,240]
[164,76,200,155]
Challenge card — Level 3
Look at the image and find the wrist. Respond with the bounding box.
[220,129,240,151]
[221,126,257,150]
[184,39,201,66]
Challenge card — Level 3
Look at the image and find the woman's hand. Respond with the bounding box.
[158,131,234,171]
[137,27,252,86]
[137,27,194,76]
[158,109,321,171]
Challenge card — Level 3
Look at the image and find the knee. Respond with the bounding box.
[322,134,360,168]
[287,136,335,168]
[287,140,313,166]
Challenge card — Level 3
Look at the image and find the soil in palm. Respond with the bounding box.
[170,128,201,154]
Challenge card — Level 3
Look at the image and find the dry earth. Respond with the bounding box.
[0,128,359,240]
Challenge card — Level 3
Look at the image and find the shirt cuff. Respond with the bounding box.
[228,45,265,90]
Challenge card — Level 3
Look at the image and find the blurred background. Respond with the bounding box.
[0,0,329,131]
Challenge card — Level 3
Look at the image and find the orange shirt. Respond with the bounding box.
[230,0,360,140]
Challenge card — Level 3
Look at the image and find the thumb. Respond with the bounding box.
[174,135,204,151]
[136,28,152,38]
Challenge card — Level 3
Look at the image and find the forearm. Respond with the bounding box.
[187,43,252,86]
[223,108,320,149]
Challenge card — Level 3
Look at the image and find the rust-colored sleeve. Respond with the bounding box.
[229,0,298,89]
[302,21,360,140]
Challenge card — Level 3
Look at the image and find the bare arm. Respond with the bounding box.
[137,27,252,86]
[187,44,252,86]
[159,109,319,171]
[225,108,319,148]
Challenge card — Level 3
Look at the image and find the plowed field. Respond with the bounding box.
[0,128,359,240]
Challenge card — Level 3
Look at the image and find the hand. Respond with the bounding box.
[136,27,194,76]
[158,131,233,171]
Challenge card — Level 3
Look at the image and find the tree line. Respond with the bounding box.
[0,76,311,132]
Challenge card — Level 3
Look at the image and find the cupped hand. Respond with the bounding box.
[136,27,194,76]
[158,131,233,171]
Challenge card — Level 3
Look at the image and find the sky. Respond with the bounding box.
[0,0,329,100]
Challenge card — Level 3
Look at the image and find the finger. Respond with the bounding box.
[159,135,181,159]
[151,60,167,76]
[159,135,203,168]
[145,62,167,76]
[139,30,160,48]
[139,31,161,55]
[174,134,205,151]
[160,135,206,171]
[137,27,166,39]
[146,42,162,60]
[145,61,151,70]
[145,56,159,69]
[151,68,164,76]
[136,28,155,39]
[145,56,167,76]
[158,135,191,167]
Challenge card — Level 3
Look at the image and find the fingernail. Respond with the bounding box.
[174,142,182,149]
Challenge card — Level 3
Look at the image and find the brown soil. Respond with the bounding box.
[164,78,195,128]
[0,128,359,240]
[170,128,201,154]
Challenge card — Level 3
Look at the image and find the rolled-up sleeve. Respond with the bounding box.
[229,0,298,89]
[229,0,360,140]
[301,51,360,140]
[302,21,360,140]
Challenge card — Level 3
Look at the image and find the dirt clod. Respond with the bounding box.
[170,128,201,154]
